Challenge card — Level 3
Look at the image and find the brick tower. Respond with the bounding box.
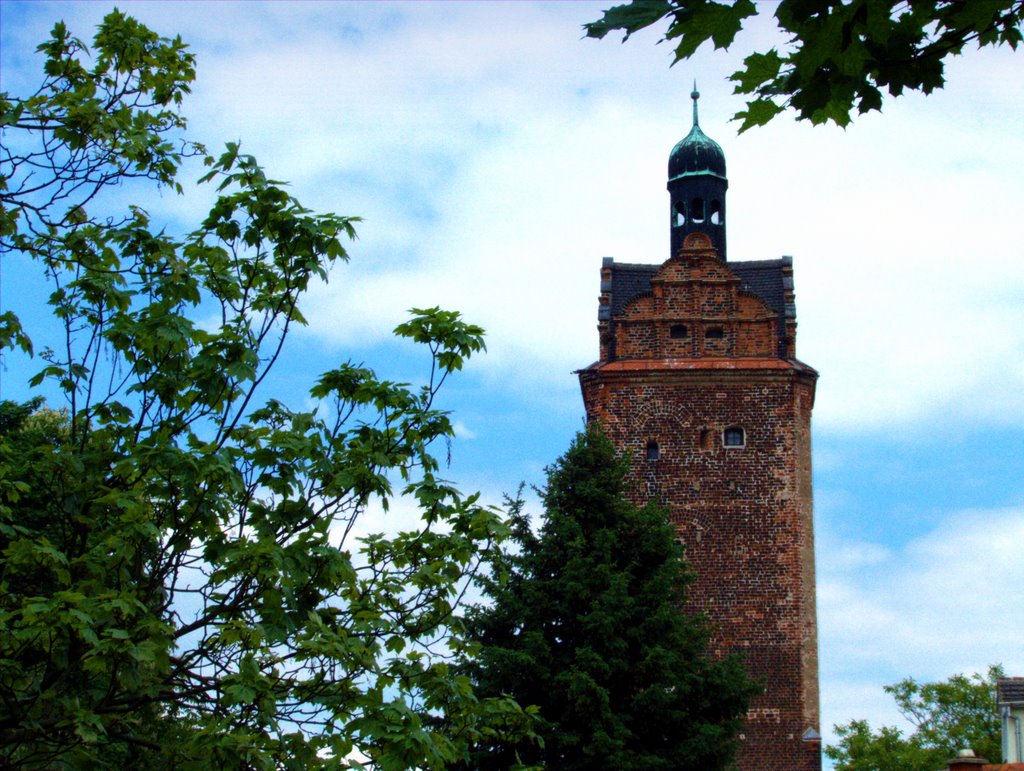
[577,88,821,771]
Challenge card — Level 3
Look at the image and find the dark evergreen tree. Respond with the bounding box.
[459,428,759,770]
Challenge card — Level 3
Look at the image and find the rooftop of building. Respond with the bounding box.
[998,677,1024,707]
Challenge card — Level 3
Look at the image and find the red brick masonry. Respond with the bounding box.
[580,233,820,771]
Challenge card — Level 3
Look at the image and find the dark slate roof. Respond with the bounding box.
[998,678,1024,706]
[608,262,658,317]
[731,259,788,324]
[609,258,789,319]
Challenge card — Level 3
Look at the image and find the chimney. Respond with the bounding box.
[945,748,989,771]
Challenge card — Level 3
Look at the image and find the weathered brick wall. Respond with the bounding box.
[579,233,820,771]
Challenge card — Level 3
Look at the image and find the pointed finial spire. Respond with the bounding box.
[691,80,700,127]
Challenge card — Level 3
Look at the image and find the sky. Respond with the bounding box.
[2,1,1023,764]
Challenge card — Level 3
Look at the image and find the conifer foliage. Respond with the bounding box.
[459,428,758,770]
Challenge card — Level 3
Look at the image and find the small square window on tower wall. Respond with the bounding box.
[646,440,660,461]
[705,326,724,339]
[723,427,745,447]
[670,324,689,339]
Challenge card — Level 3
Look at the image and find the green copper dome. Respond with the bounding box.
[668,86,726,181]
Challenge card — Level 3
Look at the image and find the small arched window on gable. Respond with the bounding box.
[669,323,689,339]
[723,427,745,448]
[646,440,660,461]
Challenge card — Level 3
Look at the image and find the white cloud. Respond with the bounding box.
[818,507,1024,751]
[173,2,1024,431]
